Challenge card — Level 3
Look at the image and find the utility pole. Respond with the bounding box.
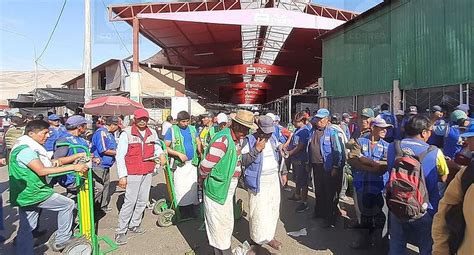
[84,0,92,121]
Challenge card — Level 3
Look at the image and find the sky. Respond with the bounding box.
[0,0,381,71]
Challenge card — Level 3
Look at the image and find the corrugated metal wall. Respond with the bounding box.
[322,0,474,97]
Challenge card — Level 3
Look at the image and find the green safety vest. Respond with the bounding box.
[8,145,54,207]
[171,124,199,167]
[204,126,220,151]
[5,126,25,150]
[203,128,238,205]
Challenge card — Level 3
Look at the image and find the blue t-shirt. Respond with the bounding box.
[288,127,310,162]
[91,127,117,168]
[44,126,67,151]
[387,138,443,215]
[16,146,40,168]
[164,126,196,161]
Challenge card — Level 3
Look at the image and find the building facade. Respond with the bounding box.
[321,0,473,114]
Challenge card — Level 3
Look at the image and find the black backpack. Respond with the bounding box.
[445,164,474,254]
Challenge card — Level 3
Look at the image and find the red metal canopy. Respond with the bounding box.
[109,0,358,104]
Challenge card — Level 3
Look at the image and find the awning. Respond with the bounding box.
[8,88,129,108]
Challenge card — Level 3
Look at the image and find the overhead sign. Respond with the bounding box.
[226,81,270,89]
[187,63,296,76]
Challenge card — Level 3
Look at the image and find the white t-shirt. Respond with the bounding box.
[260,139,279,175]
[162,121,172,136]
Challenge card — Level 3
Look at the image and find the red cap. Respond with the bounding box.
[134,108,149,119]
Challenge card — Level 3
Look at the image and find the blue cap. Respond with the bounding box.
[315,108,330,118]
[48,114,60,121]
[460,124,474,138]
[66,115,91,128]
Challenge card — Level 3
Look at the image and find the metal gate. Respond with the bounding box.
[403,84,471,114]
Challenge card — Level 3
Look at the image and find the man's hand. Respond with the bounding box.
[0,158,6,166]
[52,159,62,167]
[92,157,101,165]
[76,152,87,159]
[118,177,127,189]
[73,163,89,174]
[178,153,188,162]
[280,174,288,186]
[255,137,266,152]
[159,154,167,167]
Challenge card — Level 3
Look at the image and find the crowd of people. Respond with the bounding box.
[1,103,473,255]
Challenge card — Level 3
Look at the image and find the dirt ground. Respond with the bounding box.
[0,164,419,255]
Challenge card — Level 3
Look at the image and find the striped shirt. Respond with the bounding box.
[200,131,241,179]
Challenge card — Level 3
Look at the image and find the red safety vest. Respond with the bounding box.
[124,125,157,175]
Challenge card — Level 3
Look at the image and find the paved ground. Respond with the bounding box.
[0,165,418,255]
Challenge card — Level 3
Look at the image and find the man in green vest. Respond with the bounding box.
[9,120,89,254]
[199,110,257,255]
[203,112,229,153]
[164,110,202,218]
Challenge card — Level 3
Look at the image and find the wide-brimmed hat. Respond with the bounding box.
[232,110,258,130]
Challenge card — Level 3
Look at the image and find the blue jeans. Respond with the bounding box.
[389,212,433,255]
[17,193,75,255]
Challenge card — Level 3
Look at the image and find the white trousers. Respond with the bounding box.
[173,161,198,206]
[249,172,281,244]
[204,178,238,250]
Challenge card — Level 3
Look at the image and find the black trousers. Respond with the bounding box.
[92,167,111,209]
[356,191,386,235]
[322,169,343,224]
[312,163,325,216]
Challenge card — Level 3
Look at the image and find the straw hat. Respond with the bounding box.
[231,110,258,130]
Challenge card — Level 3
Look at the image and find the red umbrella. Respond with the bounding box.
[84,96,144,116]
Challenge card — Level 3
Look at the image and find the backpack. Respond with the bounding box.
[386,140,436,221]
[445,165,474,254]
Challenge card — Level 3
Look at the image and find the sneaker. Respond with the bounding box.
[128,226,146,235]
[115,233,127,245]
[52,236,81,252]
[295,202,309,213]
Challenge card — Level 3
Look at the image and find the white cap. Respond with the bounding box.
[265,113,276,122]
[216,113,228,124]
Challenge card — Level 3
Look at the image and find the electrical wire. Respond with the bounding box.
[36,0,68,62]
[100,0,132,55]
